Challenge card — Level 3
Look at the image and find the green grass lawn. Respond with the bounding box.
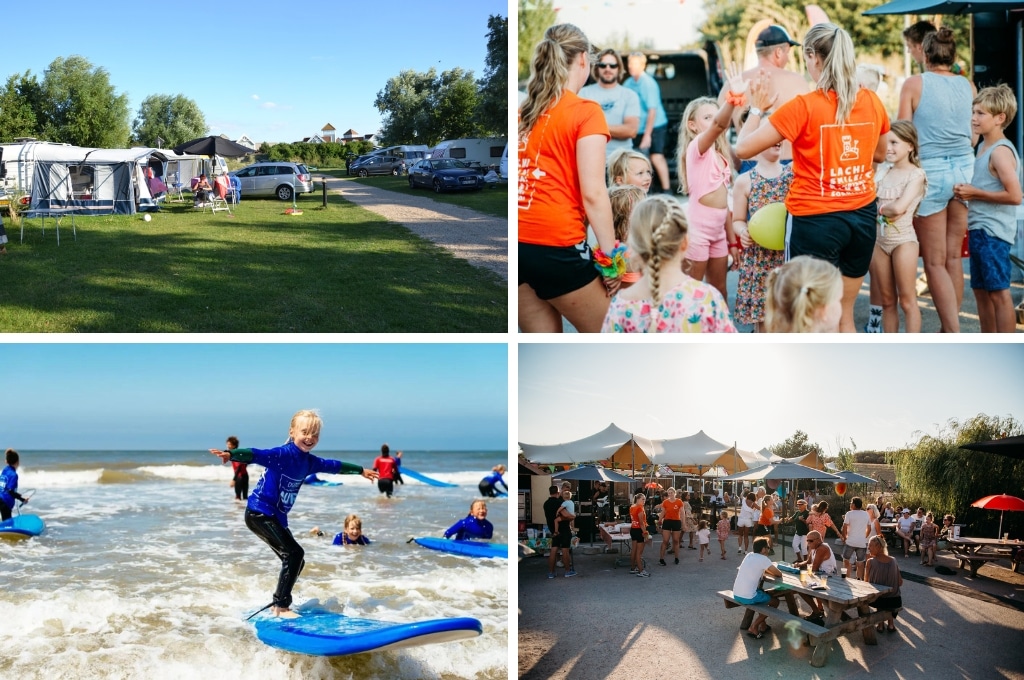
[0,194,506,333]
[326,170,509,219]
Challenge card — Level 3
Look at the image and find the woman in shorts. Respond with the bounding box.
[518,24,620,332]
[728,23,890,332]
[736,491,758,554]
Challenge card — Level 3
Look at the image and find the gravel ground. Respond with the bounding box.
[519,537,1024,679]
[326,177,508,281]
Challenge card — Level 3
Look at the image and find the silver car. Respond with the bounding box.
[230,162,312,201]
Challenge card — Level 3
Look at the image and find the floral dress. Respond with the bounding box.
[734,165,793,325]
[919,520,938,549]
[807,510,836,538]
[602,275,737,333]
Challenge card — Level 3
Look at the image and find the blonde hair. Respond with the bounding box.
[699,519,708,530]
[607,148,651,187]
[344,514,362,531]
[804,23,859,126]
[974,84,1018,129]
[888,119,923,166]
[869,534,889,555]
[519,24,592,137]
[676,96,731,195]
[290,409,322,437]
[765,256,842,332]
[855,64,881,92]
[608,184,645,241]
[629,195,689,311]
[470,499,488,513]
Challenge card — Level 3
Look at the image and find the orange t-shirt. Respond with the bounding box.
[759,503,775,527]
[661,498,683,521]
[630,503,647,530]
[518,90,610,247]
[770,88,890,216]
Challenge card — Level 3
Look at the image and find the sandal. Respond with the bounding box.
[747,630,765,639]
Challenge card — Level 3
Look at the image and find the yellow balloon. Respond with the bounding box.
[748,202,787,250]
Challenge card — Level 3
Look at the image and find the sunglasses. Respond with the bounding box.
[596,63,619,69]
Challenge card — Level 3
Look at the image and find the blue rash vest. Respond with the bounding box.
[333,533,371,545]
[482,471,506,491]
[234,442,360,528]
[0,465,20,508]
[444,515,494,541]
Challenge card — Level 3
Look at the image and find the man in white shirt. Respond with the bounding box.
[731,537,783,638]
[841,496,872,580]
[578,48,640,161]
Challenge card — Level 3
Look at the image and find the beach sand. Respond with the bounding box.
[519,537,1024,679]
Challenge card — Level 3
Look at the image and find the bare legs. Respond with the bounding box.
[685,256,728,303]
[915,204,966,332]
[840,275,865,333]
[870,242,921,333]
[518,279,611,333]
[651,152,670,193]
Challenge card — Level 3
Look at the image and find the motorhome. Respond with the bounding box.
[430,137,507,169]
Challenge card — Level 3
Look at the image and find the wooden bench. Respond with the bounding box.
[717,589,829,640]
[949,546,1006,577]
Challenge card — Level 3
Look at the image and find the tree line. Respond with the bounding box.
[0,13,508,162]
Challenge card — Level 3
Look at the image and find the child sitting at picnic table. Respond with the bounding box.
[732,537,783,639]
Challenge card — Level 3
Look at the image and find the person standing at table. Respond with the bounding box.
[842,496,871,580]
[732,537,783,638]
[624,51,671,193]
[519,24,620,333]
[898,26,976,332]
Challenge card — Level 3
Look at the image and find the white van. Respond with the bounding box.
[499,143,508,180]
[430,137,507,169]
[369,144,430,167]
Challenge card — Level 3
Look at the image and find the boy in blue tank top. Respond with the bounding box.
[953,84,1022,333]
[210,409,378,618]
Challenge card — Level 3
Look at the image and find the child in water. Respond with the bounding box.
[444,500,494,541]
[210,409,378,618]
[479,464,508,497]
[0,449,29,521]
[309,514,371,545]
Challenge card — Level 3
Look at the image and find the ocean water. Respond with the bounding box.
[1,450,508,680]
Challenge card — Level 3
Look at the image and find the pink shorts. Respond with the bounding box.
[685,201,728,262]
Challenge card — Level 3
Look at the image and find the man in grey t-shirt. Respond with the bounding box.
[578,48,640,161]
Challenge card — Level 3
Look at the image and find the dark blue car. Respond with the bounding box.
[407,158,484,193]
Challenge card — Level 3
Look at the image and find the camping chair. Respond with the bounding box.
[167,174,185,202]
[204,175,232,214]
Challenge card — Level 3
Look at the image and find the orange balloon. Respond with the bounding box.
[835,482,848,495]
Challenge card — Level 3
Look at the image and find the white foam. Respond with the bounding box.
[19,469,104,487]
[137,464,238,481]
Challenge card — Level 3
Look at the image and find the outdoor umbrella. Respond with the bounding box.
[721,460,843,561]
[960,436,1024,460]
[550,465,635,484]
[173,136,253,158]
[970,494,1024,537]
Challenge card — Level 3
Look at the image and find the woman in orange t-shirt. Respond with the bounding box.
[518,24,620,333]
[629,492,651,576]
[712,24,889,333]
[658,488,684,566]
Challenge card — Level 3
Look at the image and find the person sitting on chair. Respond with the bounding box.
[193,174,212,206]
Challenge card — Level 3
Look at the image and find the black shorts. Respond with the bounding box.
[873,595,902,616]
[634,124,668,155]
[629,528,645,542]
[754,524,771,536]
[519,241,599,300]
[661,519,682,532]
[789,201,877,278]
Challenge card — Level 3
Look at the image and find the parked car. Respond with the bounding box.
[407,158,484,193]
[230,161,312,201]
[348,155,406,177]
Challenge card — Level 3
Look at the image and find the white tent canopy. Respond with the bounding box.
[518,423,657,465]
[653,430,731,466]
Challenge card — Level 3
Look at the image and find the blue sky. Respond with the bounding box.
[5,0,506,145]
[520,343,1024,454]
[3,344,507,450]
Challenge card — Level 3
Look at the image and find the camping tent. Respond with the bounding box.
[518,423,657,467]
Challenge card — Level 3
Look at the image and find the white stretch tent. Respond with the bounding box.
[518,423,657,466]
[654,430,731,466]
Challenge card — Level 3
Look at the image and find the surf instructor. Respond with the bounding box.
[373,444,399,498]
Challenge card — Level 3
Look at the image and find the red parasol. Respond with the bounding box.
[644,482,663,490]
[970,494,1024,537]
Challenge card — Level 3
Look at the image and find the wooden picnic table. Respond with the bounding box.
[719,570,896,667]
[948,536,1022,576]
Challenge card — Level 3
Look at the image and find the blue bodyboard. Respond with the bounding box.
[413,536,508,559]
[0,514,45,539]
[400,468,458,487]
[253,607,482,656]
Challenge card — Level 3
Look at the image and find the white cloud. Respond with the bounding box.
[260,102,277,109]
[251,94,260,100]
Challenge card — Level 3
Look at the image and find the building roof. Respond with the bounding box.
[321,123,336,131]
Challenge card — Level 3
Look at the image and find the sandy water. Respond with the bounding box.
[1,450,507,679]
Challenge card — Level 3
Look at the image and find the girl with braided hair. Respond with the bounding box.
[601,194,736,332]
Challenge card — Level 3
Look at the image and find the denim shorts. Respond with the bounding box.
[968,229,1011,291]
[918,154,973,217]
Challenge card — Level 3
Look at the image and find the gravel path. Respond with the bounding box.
[326,177,508,280]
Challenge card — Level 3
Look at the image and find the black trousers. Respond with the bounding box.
[0,500,11,521]
[245,510,304,609]
[378,478,395,498]
[479,481,497,497]
[234,473,249,500]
